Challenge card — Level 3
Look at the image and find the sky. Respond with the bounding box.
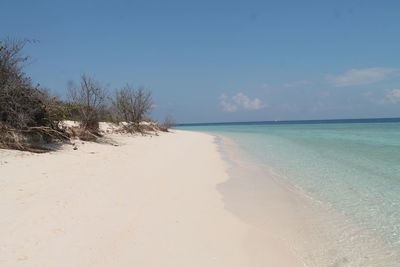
[1,0,400,123]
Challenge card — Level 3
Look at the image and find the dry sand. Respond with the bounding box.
[0,130,301,266]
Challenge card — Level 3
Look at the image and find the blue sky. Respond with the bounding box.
[2,0,400,123]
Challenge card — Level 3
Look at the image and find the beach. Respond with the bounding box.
[0,130,300,267]
[179,121,400,266]
[2,0,399,265]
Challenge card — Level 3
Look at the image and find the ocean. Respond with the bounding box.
[177,118,400,266]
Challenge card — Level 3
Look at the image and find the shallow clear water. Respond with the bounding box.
[178,120,400,265]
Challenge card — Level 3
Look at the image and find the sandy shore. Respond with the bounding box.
[0,130,300,266]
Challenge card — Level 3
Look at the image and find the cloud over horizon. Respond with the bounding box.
[220,93,266,112]
[219,94,238,112]
[378,89,400,104]
[326,67,399,87]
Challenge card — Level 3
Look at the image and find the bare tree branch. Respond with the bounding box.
[68,74,107,132]
[113,85,153,124]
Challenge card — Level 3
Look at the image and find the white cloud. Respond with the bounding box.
[326,67,399,87]
[219,95,238,112]
[219,93,266,112]
[283,80,312,88]
[379,89,400,104]
[232,92,266,110]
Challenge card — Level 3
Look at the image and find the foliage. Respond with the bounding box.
[0,38,50,129]
[0,36,164,152]
[68,74,107,132]
[113,85,153,124]
[161,115,176,131]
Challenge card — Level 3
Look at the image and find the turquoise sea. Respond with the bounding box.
[177,118,400,266]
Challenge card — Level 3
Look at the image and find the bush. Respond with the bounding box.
[0,38,69,151]
[161,115,176,132]
[0,39,52,129]
[113,85,153,124]
[68,74,107,133]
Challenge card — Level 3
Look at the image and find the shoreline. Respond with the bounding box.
[210,130,400,266]
[0,130,300,266]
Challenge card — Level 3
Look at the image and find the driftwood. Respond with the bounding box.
[17,126,70,140]
[66,126,100,141]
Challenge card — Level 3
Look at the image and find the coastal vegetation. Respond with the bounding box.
[0,38,170,152]
[112,85,155,133]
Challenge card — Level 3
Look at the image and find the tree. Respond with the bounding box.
[161,115,176,131]
[0,38,49,129]
[132,87,153,124]
[113,85,153,124]
[0,38,69,152]
[113,84,135,123]
[68,74,107,132]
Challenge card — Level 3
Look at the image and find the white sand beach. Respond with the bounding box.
[0,130,301,266]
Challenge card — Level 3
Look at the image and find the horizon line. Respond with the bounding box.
[177,116,400,126]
